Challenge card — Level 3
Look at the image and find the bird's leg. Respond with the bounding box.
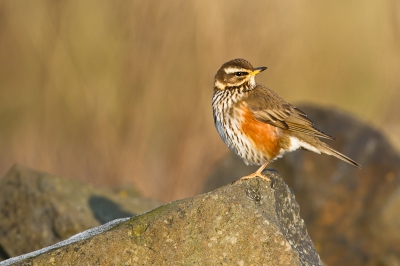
[235,161,271,183]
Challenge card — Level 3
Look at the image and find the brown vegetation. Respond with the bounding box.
[0,0,399,201]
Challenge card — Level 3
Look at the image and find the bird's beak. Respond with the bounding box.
[249,66,267,76]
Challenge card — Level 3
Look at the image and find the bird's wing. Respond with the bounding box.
[245,85,334,140]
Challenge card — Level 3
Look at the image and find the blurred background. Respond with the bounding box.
[0,0,399,202]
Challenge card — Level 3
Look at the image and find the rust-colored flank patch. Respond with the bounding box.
[239,106,281,160]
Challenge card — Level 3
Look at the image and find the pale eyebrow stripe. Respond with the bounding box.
[224,67,248,74]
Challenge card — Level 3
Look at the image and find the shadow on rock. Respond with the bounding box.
[0,165,161,262]
[89,196,135,224]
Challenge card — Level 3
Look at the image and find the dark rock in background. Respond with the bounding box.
[204,105,400,266]
[0,164,160,261]
[1,172,322,266]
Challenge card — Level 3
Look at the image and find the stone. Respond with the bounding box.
[1,172,322,266]
[204,104,400,266]
[0,164,160,261]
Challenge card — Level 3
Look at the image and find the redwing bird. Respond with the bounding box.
[212,58,360,182]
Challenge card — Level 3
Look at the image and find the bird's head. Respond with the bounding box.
[214,58,267,91]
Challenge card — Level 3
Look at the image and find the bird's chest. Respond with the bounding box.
[215,101,285,165]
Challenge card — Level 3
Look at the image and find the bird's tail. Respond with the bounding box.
[319,142,361,168]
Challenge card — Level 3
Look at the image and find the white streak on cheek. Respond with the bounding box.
[214,80,225,90]
[249,76,256,87]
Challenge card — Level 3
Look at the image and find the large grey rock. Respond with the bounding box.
[1,172,322,266]
[0,164,160,261]
[204,105,400,266]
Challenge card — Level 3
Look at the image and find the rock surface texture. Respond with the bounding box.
[204,105,400,266]
[0,164,160,261]
[1,172,323,266]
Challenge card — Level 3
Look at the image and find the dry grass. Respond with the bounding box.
[0,0,399,201]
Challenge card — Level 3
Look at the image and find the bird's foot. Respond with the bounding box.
[233,171,271,184]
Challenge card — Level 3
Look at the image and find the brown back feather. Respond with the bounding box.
[245,85,335,140]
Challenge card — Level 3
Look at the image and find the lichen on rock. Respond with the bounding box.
[1,170,322,266]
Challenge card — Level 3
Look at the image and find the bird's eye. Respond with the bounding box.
[234,72,248,77]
